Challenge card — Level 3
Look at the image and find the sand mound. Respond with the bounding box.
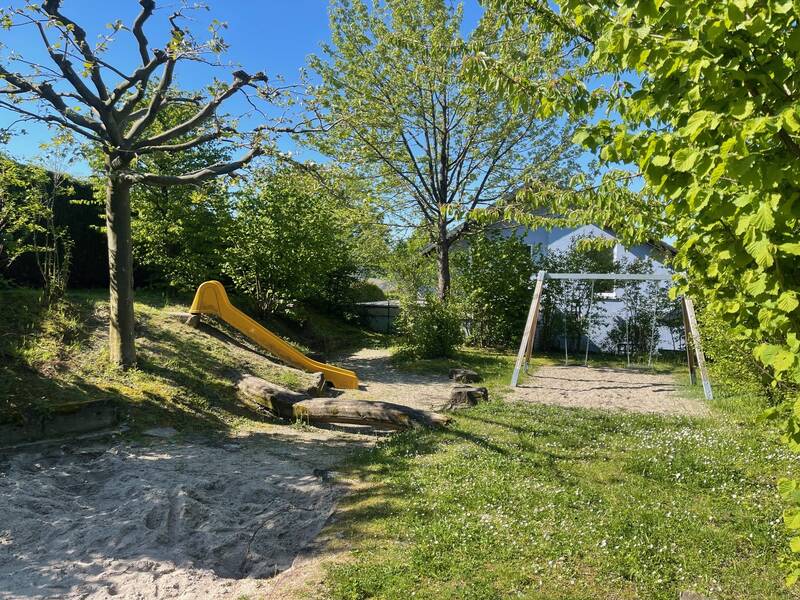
[0,431,362,599]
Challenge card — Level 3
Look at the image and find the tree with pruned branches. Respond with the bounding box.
[0,0,295,367]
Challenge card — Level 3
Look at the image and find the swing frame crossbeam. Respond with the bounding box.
[510,271,713,401]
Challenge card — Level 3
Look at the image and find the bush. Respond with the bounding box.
[452,232,534,349]
[223,167,365,317]
[349,281,386,303]
[698,306,786,404]
[398,295,463,358]
[132,181,233,291]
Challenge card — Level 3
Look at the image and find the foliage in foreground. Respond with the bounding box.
[472,0,800,577]
[326,399,796,600]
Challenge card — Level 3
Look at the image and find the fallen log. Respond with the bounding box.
[236,374,449,430]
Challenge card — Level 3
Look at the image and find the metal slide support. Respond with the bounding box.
[511,271,546,387]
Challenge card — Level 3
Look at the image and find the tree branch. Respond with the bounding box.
[133,70,266,148]
[41,0,109,101]
[132,0,156,65]
[127,146,263,186]
[135,128,232,154]
[125,57,176,139]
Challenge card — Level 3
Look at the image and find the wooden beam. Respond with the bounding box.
[680,297,697,386]
[511,271,546,387]
[683,296,713,400]
[544,273,673,281]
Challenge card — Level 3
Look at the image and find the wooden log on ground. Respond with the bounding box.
[236,374,450,429]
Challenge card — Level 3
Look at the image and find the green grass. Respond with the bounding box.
[0,288,362,432]
[323,361,797,599]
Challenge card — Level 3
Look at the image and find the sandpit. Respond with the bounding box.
[511,365,709,416]
[0,429,370,600]
[0,347,453,600]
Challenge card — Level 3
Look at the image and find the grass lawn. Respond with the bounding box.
[323,352,797,599]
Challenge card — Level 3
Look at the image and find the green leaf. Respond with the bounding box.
[684,110,720,140]
[731,99,755,120]
[651,154,671,166]
[787,508,800,530]
[672,148,700,171]
[792,536,800,554]
[756,343,796,373]
[751,202,775,231]
[745,237,775,267]
[787,569,800,587]
[745,275,767,296]
[572,130,591,146]
[778,292,800,313]
[779,243,800,255]
[782,107,800,133]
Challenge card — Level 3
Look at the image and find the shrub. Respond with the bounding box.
[398,295,463,358]
[698,306,786,404]
[349,281,387,303]
[451,232,534,349]
[223,167,364,317]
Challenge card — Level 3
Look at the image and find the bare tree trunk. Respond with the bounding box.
[106,172,136,368]
[436,219,451,301]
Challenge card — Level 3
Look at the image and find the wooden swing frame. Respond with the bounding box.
[510,271,713,400]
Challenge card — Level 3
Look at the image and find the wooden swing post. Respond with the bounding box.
[682,296,713,400]
[511,270,546,387]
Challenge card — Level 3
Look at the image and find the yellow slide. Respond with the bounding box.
[189,281,359,389]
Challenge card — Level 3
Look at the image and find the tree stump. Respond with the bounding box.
[445,385,488,410]
[448,368,481,383]
[184,314,201,328]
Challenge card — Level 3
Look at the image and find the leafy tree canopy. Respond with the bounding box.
[306,0,579,298]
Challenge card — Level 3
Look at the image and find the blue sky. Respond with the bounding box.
[0,0,484,174]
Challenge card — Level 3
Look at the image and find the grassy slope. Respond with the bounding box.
[324,354,798,600]
[0,288,372,432]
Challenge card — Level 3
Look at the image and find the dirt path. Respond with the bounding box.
[333,347,453,412]
[510,365,709,417]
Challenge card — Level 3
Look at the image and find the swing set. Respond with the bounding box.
[510,271,713,400]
